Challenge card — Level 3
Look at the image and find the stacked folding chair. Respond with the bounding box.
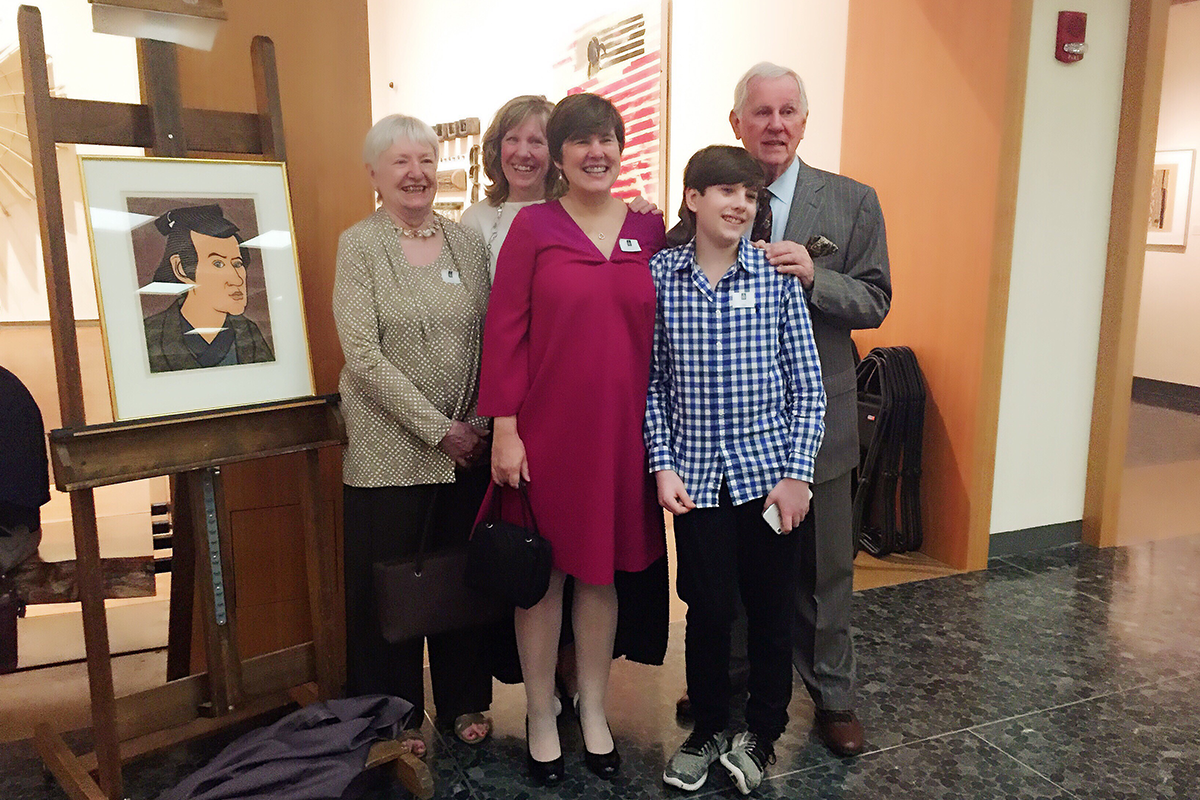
[852,346,926,557]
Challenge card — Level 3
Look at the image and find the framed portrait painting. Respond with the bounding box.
[1147,149,1194,248]
[80,156,314,421]
[554,0,671,214]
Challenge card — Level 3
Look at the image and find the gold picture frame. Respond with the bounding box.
[79,156,314,420]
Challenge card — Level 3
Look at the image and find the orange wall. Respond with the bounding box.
[842,1,1028,568]
[175,1,372,664]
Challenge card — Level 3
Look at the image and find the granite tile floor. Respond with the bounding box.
[3,532,1198,799]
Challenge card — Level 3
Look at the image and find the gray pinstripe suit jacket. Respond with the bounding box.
[783,159,891,484]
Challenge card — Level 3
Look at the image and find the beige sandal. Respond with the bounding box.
[453,712,492,745]
[398,727,427,759]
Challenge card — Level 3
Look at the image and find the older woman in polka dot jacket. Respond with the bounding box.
[332,114,494,756]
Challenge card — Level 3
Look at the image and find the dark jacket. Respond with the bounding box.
[0,366,50,519]
[143,298,274,373]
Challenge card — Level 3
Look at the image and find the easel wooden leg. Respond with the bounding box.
[300,450,339,698]
[166,474,195,681]
[287,681,321,708]
[34,724,107,800]
[185,468,244,714]
[68,490,123,800]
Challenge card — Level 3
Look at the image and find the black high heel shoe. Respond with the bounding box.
[525,719,565,786]
[583,743,620,779]
[578,708,620,779]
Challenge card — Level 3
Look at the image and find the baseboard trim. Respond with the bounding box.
[1131,376,1200,414]
[989,520,1082,558]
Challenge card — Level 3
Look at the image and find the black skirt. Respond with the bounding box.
[488,552,670,684]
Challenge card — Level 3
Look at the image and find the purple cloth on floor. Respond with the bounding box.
[157,695,415,800]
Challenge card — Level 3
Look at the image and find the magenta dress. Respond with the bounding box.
[479,201,667,586]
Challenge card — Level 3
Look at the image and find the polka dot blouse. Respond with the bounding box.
[333,210,491,487]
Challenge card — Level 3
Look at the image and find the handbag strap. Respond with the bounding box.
[487,483,539,538]
[412,486,439,574]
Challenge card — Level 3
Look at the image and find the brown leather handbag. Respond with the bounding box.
[373,489,506,644]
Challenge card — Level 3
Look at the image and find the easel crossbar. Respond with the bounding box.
[48,396,346,491]
[50,97,267,153]
[80,691,300,773]
[113,642,316,742]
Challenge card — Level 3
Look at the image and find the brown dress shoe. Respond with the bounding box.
[814,709,864,756]
[675,691,692,720]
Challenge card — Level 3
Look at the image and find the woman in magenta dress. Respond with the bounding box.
[479,93,666,785]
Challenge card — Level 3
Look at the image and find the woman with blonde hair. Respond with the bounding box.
[461,95,558,278]
[462,93,660,273]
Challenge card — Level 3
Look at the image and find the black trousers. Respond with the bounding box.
[342,467,492,723]
[674,482,802,742]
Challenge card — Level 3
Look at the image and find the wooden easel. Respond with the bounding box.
[17,7,429,799]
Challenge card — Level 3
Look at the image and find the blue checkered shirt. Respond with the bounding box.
[644,237,826,507]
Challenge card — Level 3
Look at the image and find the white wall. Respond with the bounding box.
[1134,2,1200,387]
[990,0,1130,535]
[666,1,848,198]
[0,0,139,322]
[365,0,848,220]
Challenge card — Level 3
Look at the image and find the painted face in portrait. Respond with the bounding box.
[501,114,551,202]
[174,231,248,317]
[730,75,808,181]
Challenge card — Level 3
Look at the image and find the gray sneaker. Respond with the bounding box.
[663,728,726,791]
[719,731,776,795]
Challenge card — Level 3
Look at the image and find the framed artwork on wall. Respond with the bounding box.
[554,0,671,214]
[1147,149,1194,248]
[80,156,314,421]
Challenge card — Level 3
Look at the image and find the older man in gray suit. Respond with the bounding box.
[732,61,891,757]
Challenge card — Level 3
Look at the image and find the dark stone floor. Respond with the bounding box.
[4,531,1198,799]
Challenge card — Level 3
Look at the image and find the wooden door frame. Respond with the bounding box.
[1083,0,1172,547]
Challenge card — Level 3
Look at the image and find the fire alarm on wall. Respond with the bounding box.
[1056,11,1088,63]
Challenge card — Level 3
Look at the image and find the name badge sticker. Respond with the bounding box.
[618,238,641,253]
[441,268,462,285]
[730,290,756,309]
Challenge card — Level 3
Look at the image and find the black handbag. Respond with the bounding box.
[373,489,506,644]
[466,484,552,610]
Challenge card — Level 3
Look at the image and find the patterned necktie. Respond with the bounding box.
[752,189,774,242]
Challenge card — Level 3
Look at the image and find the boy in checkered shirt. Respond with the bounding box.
[646,145,825,795]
